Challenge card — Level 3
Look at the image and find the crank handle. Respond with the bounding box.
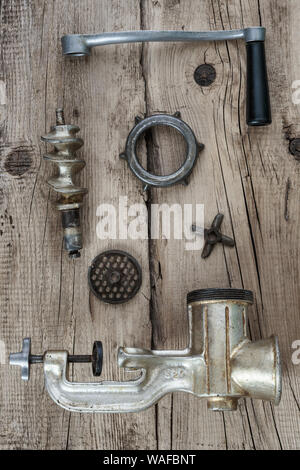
[61,27,271,126]
[61,28,265,56]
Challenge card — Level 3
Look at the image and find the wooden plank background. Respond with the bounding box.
[0,0,299,450]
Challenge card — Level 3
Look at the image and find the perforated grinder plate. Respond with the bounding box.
[88,250,142,304]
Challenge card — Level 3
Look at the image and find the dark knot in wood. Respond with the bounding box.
[289,138,300,160]
[4,149,33,176]
[194,64,216,87]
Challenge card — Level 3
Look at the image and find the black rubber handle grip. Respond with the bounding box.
[246,41,271,126]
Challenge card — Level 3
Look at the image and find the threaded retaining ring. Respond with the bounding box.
[187,288,254,304]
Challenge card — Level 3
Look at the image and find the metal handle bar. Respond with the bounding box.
[61,28,265,57]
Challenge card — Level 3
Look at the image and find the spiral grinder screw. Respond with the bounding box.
[41,109,88,258]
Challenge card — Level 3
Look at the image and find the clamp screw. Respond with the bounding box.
[192,213,235,258]
[10,338,103,381]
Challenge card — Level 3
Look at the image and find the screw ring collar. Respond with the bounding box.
[120,114,204,190]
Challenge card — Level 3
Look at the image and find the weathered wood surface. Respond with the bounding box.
[0,0,299,450]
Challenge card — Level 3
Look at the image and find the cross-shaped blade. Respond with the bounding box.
[192,213,235,259]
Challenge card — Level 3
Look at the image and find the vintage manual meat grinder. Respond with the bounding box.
[10,289,281,412]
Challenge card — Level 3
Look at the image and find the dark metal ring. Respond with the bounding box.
[120,113,204,190]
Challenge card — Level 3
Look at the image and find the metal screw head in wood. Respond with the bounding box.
[194,64,216,87]
[192,213,235,259]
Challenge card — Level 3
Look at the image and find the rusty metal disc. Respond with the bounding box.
[88,250,142,304]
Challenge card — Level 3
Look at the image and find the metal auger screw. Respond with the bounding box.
[41,110,88,258]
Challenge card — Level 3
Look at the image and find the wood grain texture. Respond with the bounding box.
[0,0,299,450]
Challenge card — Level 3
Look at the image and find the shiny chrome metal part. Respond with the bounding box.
[120,113,204,190]
[41,109,87,258]
[61,28,265,57]
[9,338,31,381]
[10,288,281,413]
